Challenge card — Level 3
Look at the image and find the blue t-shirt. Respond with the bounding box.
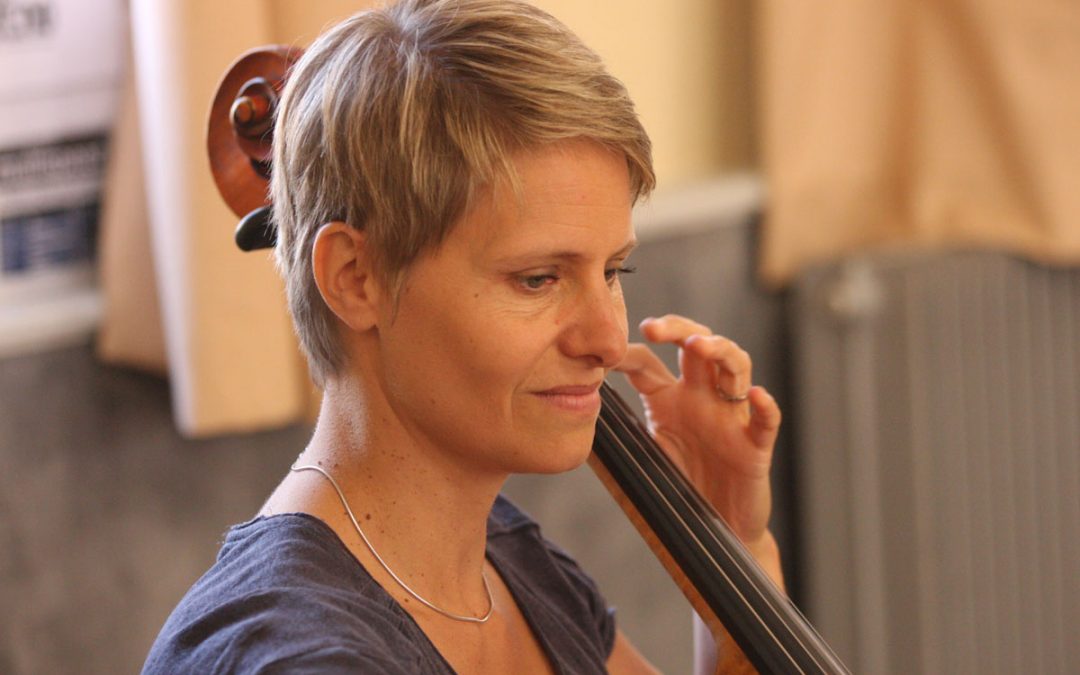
[143,496,615,674]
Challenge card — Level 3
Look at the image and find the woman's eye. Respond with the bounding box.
[520,274,558,291]
[605,265,637,284]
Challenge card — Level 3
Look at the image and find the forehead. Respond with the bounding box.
[453,141,635,258]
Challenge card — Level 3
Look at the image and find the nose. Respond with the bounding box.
[559,281,628,368]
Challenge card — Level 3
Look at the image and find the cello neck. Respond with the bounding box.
[591,383,850,675]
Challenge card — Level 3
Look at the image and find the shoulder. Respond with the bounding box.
[487,495,604,606]
[142,515,434,675]
[487,495,617,669]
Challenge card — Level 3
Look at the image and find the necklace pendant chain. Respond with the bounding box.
[291,463,494,624]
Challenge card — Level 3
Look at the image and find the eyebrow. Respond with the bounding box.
[613,239,639,258]
[496,239,639,265]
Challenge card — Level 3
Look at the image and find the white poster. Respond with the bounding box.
[0,0,125,353]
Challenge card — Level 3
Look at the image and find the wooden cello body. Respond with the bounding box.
[206,45,850,675]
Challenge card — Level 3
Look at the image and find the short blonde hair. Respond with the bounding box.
[271,0,655,385]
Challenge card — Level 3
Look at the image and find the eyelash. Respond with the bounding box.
[518,265,636,292]
[606,265,637,282]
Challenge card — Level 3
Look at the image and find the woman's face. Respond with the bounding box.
[371,140,635,476]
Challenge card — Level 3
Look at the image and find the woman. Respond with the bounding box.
[144,1,783,672]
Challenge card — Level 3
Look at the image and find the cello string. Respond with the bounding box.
[597,385,848,673]
[598,385,777,592]
[594,395,790,627]
[596,386,833,667]
[596,386,842,673]
[600,384,807,621]
[594,412,802,671]
[601,388,848,665]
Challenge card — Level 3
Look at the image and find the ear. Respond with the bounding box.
[311,221,384,333]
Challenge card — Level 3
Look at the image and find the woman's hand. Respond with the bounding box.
[614,315,783,584]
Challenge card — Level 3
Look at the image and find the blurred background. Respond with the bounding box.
[1,1,1078,673]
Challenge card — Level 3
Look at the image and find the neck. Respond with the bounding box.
[291,376,506,612]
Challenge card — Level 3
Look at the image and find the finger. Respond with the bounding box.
[639,315,713,345]
[678,335,723,389]
[748,387,782,447]
[681,334,752,397]
[615,343,676,396]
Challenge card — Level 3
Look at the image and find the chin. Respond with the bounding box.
[519,427,596,475]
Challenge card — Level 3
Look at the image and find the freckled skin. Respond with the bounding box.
[368,141,635,477]
[263,141,651,674]
[261,139,780,675]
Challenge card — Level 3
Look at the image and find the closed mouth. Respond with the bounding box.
[532,383,603,413]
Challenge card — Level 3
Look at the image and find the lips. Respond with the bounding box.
[535,383,602,396]
[532,382,603,414]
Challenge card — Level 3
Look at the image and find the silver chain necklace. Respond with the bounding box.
[291,463,494,623]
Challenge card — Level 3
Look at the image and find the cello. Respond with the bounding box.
[207,45,850,675]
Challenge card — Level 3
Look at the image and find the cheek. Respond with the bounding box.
[403,310,546,398]
[462,321,554,390]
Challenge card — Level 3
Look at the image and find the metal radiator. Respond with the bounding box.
[794,252,1079,674]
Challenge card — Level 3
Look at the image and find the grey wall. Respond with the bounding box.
[0,214,793,674]
[0,347,309,674]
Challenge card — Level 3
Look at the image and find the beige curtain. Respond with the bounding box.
[759,1,1080,285]
[99,1,366,437]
